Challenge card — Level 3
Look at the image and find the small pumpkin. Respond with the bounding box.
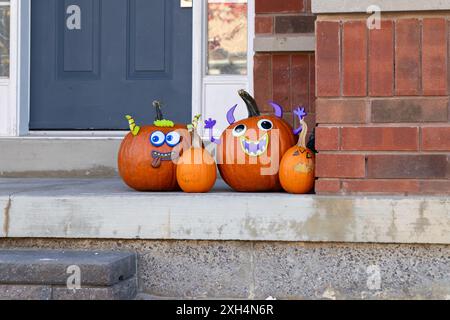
[118,101,190,191]
[176,115,217,193]
[216,90,296,192]
[279,108,315,194]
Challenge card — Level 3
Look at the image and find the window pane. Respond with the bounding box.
[0,3,10,78]
[207,0,247,75]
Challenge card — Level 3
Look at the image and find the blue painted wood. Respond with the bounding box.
[30,0,192,130]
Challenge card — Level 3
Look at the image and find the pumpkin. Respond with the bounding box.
[217,90,296,192]
[279,108,315,194]
[118,101,190,191]
[177,116,217,193]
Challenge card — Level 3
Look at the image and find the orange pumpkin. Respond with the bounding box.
[118,101,190,191]
[279,112,315,194]
[217,90,296,192]
[177,116,217,193]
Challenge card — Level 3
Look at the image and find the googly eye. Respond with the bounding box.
[166,131,181,147]
[232,124,247,137]
[257,119,273,131]
[150,131,165,147]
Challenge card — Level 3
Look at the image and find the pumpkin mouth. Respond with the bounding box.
[151,150,178,161]
[240,134,269,157]
[151,150,178,168]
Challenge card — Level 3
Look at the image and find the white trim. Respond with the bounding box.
[28,131,127,138]
[312,0,450,14]
[192,0,255,135]
[0,0,30,137]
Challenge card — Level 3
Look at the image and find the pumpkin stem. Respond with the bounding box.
[188,114,203,149]
[298,119,308,148]
[238,90,261,118]
[153,100,164,121]
[192,130,203,149]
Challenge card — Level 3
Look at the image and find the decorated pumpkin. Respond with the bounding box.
[279,107,315,194]
[176,115,217,193]
[209,90,295,192]
[118,101,190,191]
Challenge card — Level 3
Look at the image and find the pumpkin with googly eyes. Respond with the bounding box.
[216,90,296,192]
[118,101,190,191]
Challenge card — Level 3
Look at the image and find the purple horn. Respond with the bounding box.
[269,102,283,118]
[227,104,238,125]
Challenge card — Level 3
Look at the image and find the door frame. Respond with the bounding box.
[192,0,254,131]
[1,0,254,137]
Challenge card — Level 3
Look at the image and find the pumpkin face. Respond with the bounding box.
[279,146,315,194]
[217,90,295,192]
[279,114,315,194]
[118,102,190,191]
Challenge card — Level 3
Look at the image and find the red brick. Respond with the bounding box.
[315,179,341,193]
[305,0,311,13]
[316,127,339,151]
[422,18,448,96]
[281,112,294,128]
[422,127,450,151]
[341,127,419,151]
[316,99,367,124]
[309,54,316,113]
[256,0,304,14]
[342,179,420,194]
[291,54,310,112]
[254,54,272,113]
[316,21,341,97]
[369,20,394,96]
[395,19,421,96]
[343,21,367,96]
[420,180,450,195]
[255,16,273,34]
[371,98,449,123]
[272,54,291,110]
[367,155,449,179]
[316,154,366,178]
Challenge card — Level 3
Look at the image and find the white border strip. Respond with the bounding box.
[312,0,450,14]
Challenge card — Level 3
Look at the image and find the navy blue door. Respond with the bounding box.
[30,0,192,130]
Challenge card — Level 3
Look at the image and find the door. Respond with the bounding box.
[30,0,192,130]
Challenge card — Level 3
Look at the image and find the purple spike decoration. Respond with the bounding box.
[293,107,307,135]
[226,104,238,125]
[204,118,221,145]
[269,102,283,118]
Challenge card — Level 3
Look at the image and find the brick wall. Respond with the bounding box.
[315,15,450,195]
[254,0,316,134]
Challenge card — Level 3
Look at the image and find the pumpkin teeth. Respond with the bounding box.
[240,134,269,157]
[151,151,177,161]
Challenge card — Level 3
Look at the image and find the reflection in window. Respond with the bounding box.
[207,0,247,76]
[0,2,10,78]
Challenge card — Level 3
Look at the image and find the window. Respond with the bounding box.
[0,0,10,78]
[207,0,248,75]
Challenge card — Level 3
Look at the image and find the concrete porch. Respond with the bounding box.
[0,178,449,299]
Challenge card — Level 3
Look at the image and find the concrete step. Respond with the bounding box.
[0,249,137,300]
[0,178,448,244]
